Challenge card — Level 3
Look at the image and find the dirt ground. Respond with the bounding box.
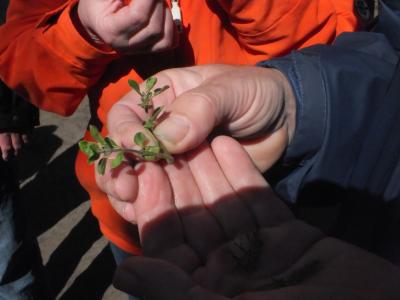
[17,99,126,299]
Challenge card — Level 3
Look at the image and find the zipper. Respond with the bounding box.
[171,0,183,32]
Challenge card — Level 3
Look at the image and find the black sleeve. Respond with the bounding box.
[0,80,39,132]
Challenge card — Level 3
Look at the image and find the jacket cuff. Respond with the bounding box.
[258,51,326,166]
[39,1,118,72]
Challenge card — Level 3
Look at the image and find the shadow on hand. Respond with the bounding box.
[115,186,400,300]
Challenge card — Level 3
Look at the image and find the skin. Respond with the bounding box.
[113,136,400,300]
[0,131,30,161]
[96,65,296,223]
[76,0,177,53]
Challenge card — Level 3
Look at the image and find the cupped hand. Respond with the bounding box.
[109,64,296,172]
[76,0,177,53]
[113,136,400,300]
[97,64,295,223]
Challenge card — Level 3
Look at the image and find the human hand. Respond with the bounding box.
[0,131,31,161]
[96,64,294,223]
[108,64,296,172]
[113,136,400,300]
[76,0,177,53]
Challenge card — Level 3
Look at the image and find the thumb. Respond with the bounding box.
[154,66,288,155]
[153,86,221,153]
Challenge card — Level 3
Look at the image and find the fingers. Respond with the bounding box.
[132,162,182,253]
[96,162,139,222]
[126,5,176,53]
[153,67,288,155]
[163,153,226,260]
[0,132,32,160]
[102,78,172,223]
[153,88,220,152]
[241,126,289,172]
[186,142,257,239]
[107,96,148,149]
[126,0,158,26]
[114,257,192,300]
[86,0,176,53]
[131,161,201,271]
[114,257,228,300]
[0,133,14,161]
[211,136,293,227]
[21,133,31,144]
[10,132,23,157]
[106,65,217,148]
[150,6,177,52]
[108,194,137,223]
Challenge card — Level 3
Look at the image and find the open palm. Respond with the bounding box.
[113,136,400,300]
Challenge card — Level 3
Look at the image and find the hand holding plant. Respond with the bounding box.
[90,65,295,224]
[79,76,173,175]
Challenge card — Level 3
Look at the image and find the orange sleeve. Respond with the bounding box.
[216,0,358,60]
[0,0,118,116]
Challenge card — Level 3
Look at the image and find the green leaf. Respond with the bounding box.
[134,132,147,147]
[87,143,101,163]
[97,157,107,175]
[111,152,124,169]
[143,119,155,130]
[89,125,106,146]
[128,79,141,95]
[143,155,157,161]
[164,154,175,164]
[144,106,163,129]
[90,143,101,153]
[138,94,153,113]
[153,85,169,96]
[104,137,119,149]
[79,140,101,163]
[79,141,93,156]
[151,106,163,120]
[145,77,157,91]
[88,152,100,164]
[144,145,161,154]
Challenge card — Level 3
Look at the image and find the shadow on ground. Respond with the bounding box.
[17,125,116,299]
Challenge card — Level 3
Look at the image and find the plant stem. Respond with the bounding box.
[98,148,142,156]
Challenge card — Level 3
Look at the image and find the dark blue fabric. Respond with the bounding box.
[0,173,46,300]
[259,0,400,264]
[0,190,34,300]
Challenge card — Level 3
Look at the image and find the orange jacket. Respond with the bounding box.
[0,0,357,254]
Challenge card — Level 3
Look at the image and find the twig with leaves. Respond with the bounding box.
[79,76,174,175]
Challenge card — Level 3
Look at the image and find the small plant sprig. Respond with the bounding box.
[79,76,174,175]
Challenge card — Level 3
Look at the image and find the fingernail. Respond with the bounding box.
[154,114,189,146]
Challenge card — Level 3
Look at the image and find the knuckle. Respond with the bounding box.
[100,34,113,45]
[146,26,164,42]
[130,11,148,28]
[153,36,175,51]
[2,146,12,153]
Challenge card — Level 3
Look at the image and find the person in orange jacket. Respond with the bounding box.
[0,0,358,273]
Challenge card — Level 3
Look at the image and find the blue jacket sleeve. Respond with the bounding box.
[258,0,400,205]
